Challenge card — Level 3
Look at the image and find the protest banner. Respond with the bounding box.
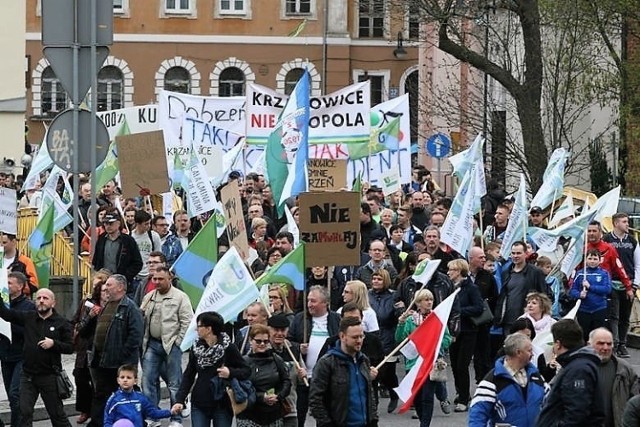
[158,90,245,151]
[246,81,371,145]
[116,130,170,197]
[220,180,250,259]
[0,248,11,340]
[0,188,17,235]
[183,146,219,218]
[307,159,347,191]
[180,247,259,351]
[299,191,360,266]
[309,94,412,186]
[97,105,159,139]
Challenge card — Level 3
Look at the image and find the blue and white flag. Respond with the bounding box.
[440,170,477,255]
[548,196,575,228]
[266,69,311,217]
[180,247,260,351]
[530,148,568,210]
[24,144,54,190]
[448,134,484,180]
[499,174,528,260]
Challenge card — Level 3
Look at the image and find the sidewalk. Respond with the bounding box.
[0,354,182,424]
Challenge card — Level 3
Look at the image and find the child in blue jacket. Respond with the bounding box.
[569,249,612,340]
[104,364,176,427]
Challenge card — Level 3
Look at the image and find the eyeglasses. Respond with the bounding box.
[147,260,162,265]
[252,339,269,345]
[269,295,281,300]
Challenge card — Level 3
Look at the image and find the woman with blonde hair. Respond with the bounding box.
[268,284,294,325]
[338,280,379,332]
[250,217,274,249]
[521,292,555,334]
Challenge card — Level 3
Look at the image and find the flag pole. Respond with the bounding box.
[478,211,485,252]
[549,189,558,227]
[375,337,410,370]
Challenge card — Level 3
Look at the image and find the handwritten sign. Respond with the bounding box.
[0,188,17,235]
[220,180,250,259]
[307,159,347,191]
[116,130,170,197]
[299,191,361,266]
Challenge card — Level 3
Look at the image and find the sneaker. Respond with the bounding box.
[440,400,452,414]
[146,422,161,427]
[618,344,631,358]
[411,410,419,419]
[454,403,468,412]
[168,422,183,427]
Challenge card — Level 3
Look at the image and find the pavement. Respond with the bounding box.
[7,347,640,426]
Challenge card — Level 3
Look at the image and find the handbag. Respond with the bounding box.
[470,299,494,327]
[226,387,248,415]
[429,357,448,382]
[54,367,74,400]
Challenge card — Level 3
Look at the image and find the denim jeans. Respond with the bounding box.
[190,405,233,427]
[142,339,183,423]
[415,379,436,427]
[1,360,22,427]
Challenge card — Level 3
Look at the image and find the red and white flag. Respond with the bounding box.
[394,288,460,413]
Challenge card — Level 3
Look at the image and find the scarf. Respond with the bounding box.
[193,332,231,369]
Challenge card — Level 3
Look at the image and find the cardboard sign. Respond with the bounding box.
[220,181,250,259]
[116,130,170,198]
[0,188,17,235]
[307,159,347,191]
[299,191,361,266]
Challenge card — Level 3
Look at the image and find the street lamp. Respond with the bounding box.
[393,32,408,59]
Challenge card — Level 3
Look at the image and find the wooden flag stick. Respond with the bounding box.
[376,337,409,370]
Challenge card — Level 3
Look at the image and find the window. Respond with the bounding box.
[408,2,420,40]
[220,0,246,14]
[165,0,191,13]
[358,73,384,106]
[97,66,124,112]
[164,67,191,93]
[41,67,68,116]
[286,0,311,15]
[113,0,124,12]
[359,0,385,38]
[284,68,305,95]
[219,67,245,96]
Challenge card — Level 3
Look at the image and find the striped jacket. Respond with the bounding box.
[469,356,548,427]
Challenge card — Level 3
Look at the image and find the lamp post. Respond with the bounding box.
[393,32,408,60]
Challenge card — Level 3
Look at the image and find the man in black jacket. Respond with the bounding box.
[310,317,379,427]
[92,210,143,296]
[0,288,73,426]
[0,272,36,427]
[535,319,604,427]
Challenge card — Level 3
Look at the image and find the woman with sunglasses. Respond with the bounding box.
[237,324,292,427]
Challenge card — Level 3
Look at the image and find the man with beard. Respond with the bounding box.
[0,288,74,426]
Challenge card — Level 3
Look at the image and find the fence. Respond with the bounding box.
[16,208,93,296]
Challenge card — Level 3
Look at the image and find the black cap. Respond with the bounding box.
[267,314,290,329]
[103,213,119,223]
[530,206,543,214]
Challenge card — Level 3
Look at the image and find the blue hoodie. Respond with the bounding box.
[327,342,368,427]
[104,388,171,427]
[569,266,612,313]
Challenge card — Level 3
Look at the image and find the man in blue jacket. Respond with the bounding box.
[469,333,547,427]
[309,317,379,427]
[534,319,604,426]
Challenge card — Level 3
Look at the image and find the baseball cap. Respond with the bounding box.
[530,206,543,214]
[103,213,120,223]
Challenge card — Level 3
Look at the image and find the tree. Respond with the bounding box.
[589,136,613,196]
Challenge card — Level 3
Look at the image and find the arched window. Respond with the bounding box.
[41,67,68,116]
[219,67,245,97]
[404,70,419,144]
[284,68,305,95]
[97,66,124,111]
[164,66,191,94]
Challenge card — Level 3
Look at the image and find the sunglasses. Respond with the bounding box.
[252,339,269,345]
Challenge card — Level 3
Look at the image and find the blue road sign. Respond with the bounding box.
[425,133,451,158]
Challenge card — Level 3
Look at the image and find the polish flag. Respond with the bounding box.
[394,288,460,413]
